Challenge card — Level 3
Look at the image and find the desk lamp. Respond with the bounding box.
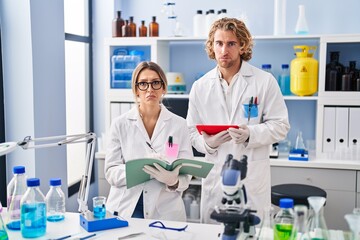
[0,132,128,232]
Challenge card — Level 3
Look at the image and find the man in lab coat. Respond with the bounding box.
[186,18,290,224]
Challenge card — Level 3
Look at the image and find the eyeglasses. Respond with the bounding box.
[149,221,188,232]
[136,80,163,91]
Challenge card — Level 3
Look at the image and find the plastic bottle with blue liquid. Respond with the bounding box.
[278,64,291,95]
[45,178,65,222]
[20,178,47,238]
[6,166,27,230]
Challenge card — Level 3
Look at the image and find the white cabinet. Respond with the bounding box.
[357,171,360,208]
[271,165,357,230]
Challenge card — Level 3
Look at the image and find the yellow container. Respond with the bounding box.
[290,45,318,96]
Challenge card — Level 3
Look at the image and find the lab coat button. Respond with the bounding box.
[144,191,148,194]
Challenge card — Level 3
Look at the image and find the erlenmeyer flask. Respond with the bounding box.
[307,196,329,240]
[0,204,9,240]
[257,207,274,240]
[290,205,311,240]
[344,211,360,240]
[295,131,305,150]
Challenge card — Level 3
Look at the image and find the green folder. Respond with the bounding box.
[125,158,214,189]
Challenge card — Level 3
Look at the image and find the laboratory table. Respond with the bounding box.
[3,211,223,240]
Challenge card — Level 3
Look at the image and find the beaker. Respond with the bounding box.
[290,205,311,240]
[344,212,360,240]
[307,196,329,240]
[257,207,273,240]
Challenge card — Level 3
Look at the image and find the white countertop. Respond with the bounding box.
[95,152,360,170]
[3,211,222,240]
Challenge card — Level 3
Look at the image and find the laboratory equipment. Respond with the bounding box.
[274,0,286,35]
[6,165,27,230]
[112,11,125,37]
[93,196,107,218]
[325,51,344,91]
[290,45,318,96]
[289,131,308,161]
[190,199,200,220]
[129,16,136,37]
[273,198,294,240]
[290,205,311,240]
[166,72,186,94]
[278,64,291,95]
[193,10,206,37]
[139,20,147,37]
[46,178,66,222]
[345,211,360,240]
[262,64,274,77]
[307,196,329,240]
[210,154,260,240]
[205,9,216,35]
[295,5,309,34]
[0,132,128,232]
[20,178,47,238]
[0,206,9,240]
[149,16,159,37]
[122,20,130,37]
[257,207,274,240]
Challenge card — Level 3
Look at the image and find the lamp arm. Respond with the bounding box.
[16,132,97,214]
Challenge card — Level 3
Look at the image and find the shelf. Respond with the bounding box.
[283,96,318,100]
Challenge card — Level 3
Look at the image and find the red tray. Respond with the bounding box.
[196,125,239,135]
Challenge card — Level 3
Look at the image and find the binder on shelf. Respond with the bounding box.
[349,107,360,148]
[335,107,349,151]
[322,107,336,153]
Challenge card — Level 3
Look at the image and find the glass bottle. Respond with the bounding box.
[257,207,274,240]
[342,67,351,91]
[20,178,47,238]
[349,61,357,91]
[262,64,275,77]
[273,198,294,240]
[139,20,147,37]
[290,205,311,240]
[344,212,360,240]
[45,178,65,222]
[122,19,131,37]
[295,5,309,34]
[129,16,137,37]
[278,64,291,95]
[149,16,159,37]
[325,51,344,91]
[307,196,329,240]
[295,131,305,150]
[6,166,27,230]
[112,10,124,37]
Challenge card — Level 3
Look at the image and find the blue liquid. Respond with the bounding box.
[279,75,291,95]
[47,215,65,222]
[93,206,106,218]
[21,203,46,238]
[6,220,20,230]
[0,230,8,240]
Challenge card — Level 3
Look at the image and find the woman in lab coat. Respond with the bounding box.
[105,61,193,221]
[186,18,290,223]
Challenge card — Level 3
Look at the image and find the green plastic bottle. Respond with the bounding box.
[274,198,295,240]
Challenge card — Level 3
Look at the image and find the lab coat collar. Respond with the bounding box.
[126,104,172,142]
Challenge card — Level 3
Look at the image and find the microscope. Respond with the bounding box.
[210,154,260,240]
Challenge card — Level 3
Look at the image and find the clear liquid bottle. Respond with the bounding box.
[149,16,159,37]
[45,178,65,222]
[0,206,9,240]
[257,207,274,240]
[262,64,275,78]
[139,20,147,37]
[295,131,306,150]
[307,196,329,240]
[278,64,291,95]
[295,5,309,34]
[20,178,46,238]
[6,166,27,230]
[112,10,124,37]
[273,198,294,240]
[290,205,311,240]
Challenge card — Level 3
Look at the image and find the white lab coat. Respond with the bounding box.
[105,105,193,221]
[186,61,290,224]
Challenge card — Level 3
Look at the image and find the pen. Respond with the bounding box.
[80,233,96,240]
[248,96,253,122]
[146,141,157,153]
[168,136,173,147]
[254,96,258,105]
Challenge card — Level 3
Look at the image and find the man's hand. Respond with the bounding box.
[228,125,250,144]
[202,130,232,149]
[143,163,181,187]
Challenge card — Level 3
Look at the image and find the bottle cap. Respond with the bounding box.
[262,64,271,69]
[13,166,25,174]
[279,198,294,208]
[50,178,62,186]
[281,64,289,69]
[27,178,40,187]
[196,10,202,14]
